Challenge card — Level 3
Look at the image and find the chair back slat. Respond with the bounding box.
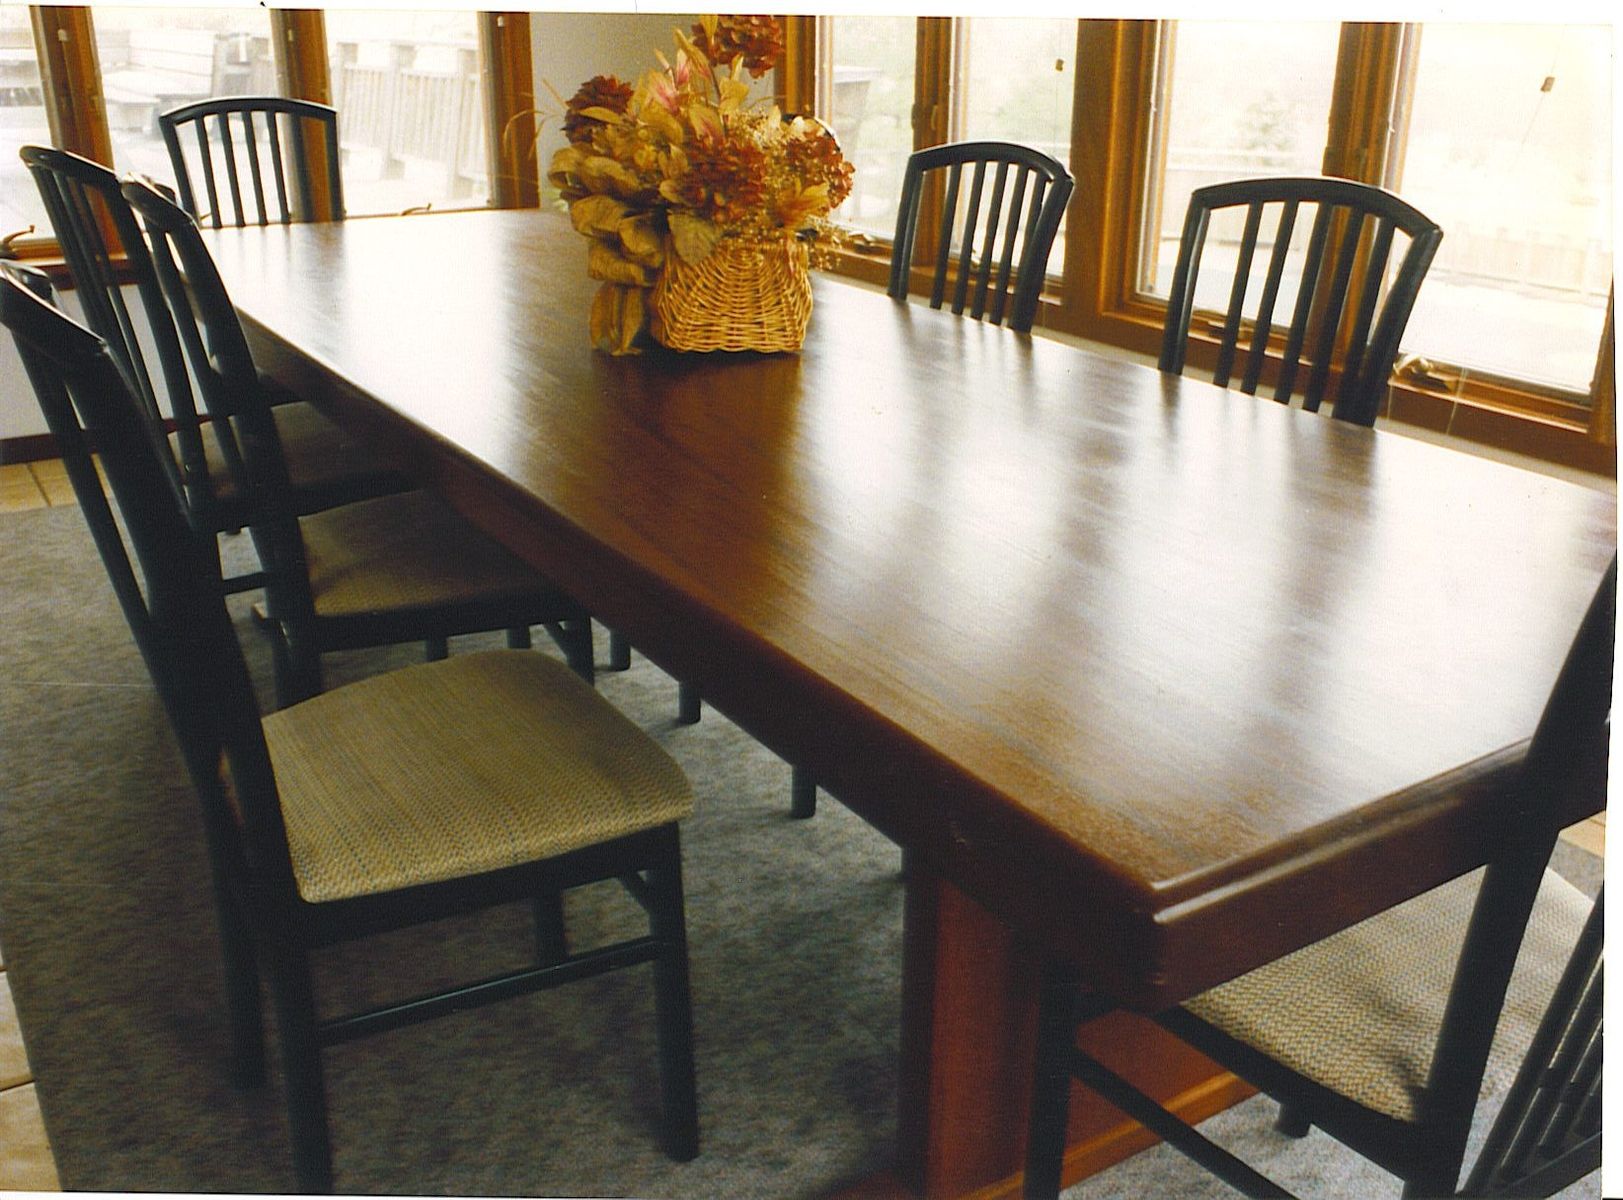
[1158,176,1443,427]
[968,161,1010,320]
[237,110,271,225]
[929,162,964,311]
[1301,209,1368,412]
[987,167,1033,327]
[1212,201,1263,387]
[1272,199,1333,407]
[950,161,989,317]
[1335,215,1398,412]
[159,96,344,227]
[214,110,249,227]
[889,140,1074,334]
[1239,200,1299,395]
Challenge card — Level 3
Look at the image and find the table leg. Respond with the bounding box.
[888,857,1252,1200]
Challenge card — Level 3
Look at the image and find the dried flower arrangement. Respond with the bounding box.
[548,15,853,354]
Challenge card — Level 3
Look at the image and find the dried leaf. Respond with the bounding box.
[576,155,645,198]
[570,194,630,238]
[669,211,722,264]
[588,238,653,286]
[615,286,646,356]
[617,215,666,268]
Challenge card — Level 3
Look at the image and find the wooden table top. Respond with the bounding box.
[206,208,1616,1011]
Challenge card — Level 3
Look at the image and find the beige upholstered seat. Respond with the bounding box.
[266,650,693,903]
[1182,866,1589,1123]
[293,491,573,621]
[171,399,399,515]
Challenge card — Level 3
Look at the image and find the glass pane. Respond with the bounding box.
[92,6,275,186]
[0,9,50,240]
[822,16,915,240]
[956,17,1075,275]
[325,10,488,216]
[1397,24,1611,396]
[1141,21,1339,300]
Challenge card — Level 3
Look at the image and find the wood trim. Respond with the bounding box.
[0,433,65,466]
[480,13,540,210]
[271,9,339,222]
[913,18,954,153]
[272,9,331,105]
[1060,19,1159,347]
[30,6,112,166]
[779,15,816,115]
[1322,23,1407,184]
[1589,292,1615,448]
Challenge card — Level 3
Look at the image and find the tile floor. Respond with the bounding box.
[0,456,1607,1194]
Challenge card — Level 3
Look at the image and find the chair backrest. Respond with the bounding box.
[19,145,168,422]
[1463,886,1602,1197]
[1421,556,1613,1180]
[0,266,303,910]
[19,144,255,535]
[888,140,1074,334]
[159,95,344,228]
[1159,176,1442,427]
[119,176,317,625]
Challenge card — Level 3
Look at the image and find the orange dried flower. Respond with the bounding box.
[677,138,769,226]
[694,15,785,79]
[786,127,854,209]
[563,74,633,145]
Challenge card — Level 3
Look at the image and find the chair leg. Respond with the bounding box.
[1275,1103,1311,1138]
[271,627,322,709]
[677,682,702,725]
[213,884,265,1089]
[607,628,632,671]
[506,625,533,650]
[532,891,569,966]
[267,946,334,1193]
[1025,961,1080,1200]
[563,619,595,685]
[425,637,449,662]
[647,842,699,1162]
[790,765,817,819]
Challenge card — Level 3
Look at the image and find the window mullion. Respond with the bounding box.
[480,12,539,210]
[31,5,112,166]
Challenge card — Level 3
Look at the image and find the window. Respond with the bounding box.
[91,7,275,188]
[1395,23,1611,398]
[954,17,1076,275]
[1137,22,1339,306]
[0,8,50,240]
[817,16,915,240]
[323,9,489,215]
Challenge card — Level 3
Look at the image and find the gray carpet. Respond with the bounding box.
[0,504,1601,1197]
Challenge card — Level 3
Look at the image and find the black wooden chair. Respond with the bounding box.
[1023,557,1613,1199]
[0,265,700,1192]
[159,95,344,228]
[888,140,1074,334]
[118,177,594,706]
[1160,176,1443,428]
[19,144,403,574]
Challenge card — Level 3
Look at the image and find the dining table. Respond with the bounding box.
[202,207,1615,1199]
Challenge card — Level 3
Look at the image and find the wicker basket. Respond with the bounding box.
[650,235,812,353]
